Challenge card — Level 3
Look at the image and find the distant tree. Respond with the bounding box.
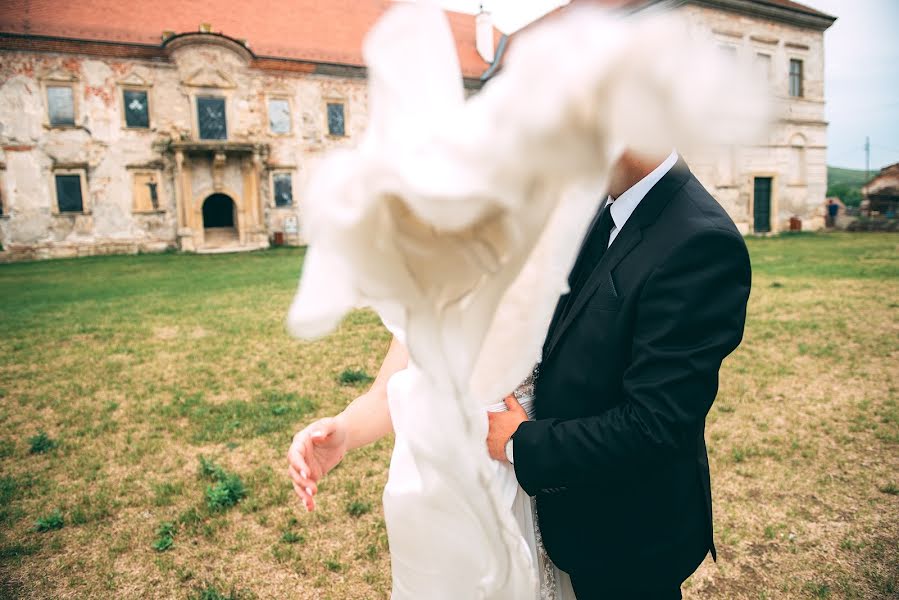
[827,183,863,207]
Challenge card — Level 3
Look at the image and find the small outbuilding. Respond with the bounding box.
[862,163,899,218]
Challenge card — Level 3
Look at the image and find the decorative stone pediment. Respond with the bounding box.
[42,68,78,83]
[119,72,152,88]
[183,67,236,89]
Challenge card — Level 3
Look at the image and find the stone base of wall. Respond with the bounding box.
[0,240,176,263]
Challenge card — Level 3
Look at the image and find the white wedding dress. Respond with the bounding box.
[287,2,765,598]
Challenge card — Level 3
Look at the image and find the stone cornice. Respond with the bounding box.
[651,0,836,31]
[162,32,254,64]
[0,33,486,91]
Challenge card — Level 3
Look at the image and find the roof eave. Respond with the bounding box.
[655,0,836,31]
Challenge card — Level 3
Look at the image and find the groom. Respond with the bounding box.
[487,149,752,598]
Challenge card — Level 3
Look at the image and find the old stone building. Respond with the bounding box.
[674,0,836,234]
[521,0,836,234]
[0,0,835,261]
[0,0,500,259]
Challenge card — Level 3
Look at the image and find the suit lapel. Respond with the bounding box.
[543,224,641,359]
[541,158,693,361]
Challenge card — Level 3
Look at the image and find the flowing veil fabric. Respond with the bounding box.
[287,2,765,598]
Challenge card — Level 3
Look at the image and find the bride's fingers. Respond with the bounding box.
[302,435,324,481]
[291,480,315,511]
[287,464,318,496]
[287,444,311,479]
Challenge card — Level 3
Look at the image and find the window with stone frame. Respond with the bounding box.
[268,98,291,134]
[47,85,76,126]
[272,172,293,207]
[326,102,345,137]
[132,172,162,212]
[54,172,85,213]
[789,58,804,98]
[197,96,227,140]
[123,88,150,128]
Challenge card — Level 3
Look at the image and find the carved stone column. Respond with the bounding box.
[174,149,196,251]
[241,148,266,246]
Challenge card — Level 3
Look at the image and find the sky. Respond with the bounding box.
[438,0,899,172]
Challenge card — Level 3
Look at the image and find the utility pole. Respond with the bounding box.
[865,136,870,180]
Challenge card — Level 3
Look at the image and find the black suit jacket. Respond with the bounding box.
[512,159,751,592]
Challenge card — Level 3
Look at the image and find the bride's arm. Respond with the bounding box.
[338,335,408,450]
[287,336,407,511]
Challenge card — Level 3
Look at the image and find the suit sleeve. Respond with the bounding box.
[512,229,751,496]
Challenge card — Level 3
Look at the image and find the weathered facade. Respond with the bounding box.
[672,0,836,234]
[0,1,498,260]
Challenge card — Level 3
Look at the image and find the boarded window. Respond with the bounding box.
[273,172,293,207]
[123,89,150,128]
[789,59,804,97]
[55,174,84,213]
[790,136,807,185]
[268,98,291,134]
[47,86,75,126]
[327,102,345,136]
[755,53,772,82]
[197,96,227,140]
[133,172,160,212]
[718,45,737,61]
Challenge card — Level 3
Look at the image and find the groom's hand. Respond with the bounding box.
[487,395,528,462]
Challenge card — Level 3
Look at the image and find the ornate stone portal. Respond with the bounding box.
[169,141,269,252]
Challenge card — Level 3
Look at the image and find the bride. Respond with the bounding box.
[286,340,575,598]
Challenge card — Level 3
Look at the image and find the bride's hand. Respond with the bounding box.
[286,415,348,511]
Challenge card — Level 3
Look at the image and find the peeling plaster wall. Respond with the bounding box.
[0,40,369,260]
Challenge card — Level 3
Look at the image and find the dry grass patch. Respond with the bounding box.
[0,234,896,599]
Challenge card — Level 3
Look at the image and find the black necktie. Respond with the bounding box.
[569,201,615,298]
[549,202,616,334]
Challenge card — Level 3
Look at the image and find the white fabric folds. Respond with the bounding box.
[287,2,765,598]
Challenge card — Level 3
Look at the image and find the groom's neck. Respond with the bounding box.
[607,150,667,199]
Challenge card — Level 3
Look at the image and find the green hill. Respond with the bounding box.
[827,166,870,207]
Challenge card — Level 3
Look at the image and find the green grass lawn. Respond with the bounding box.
[0,233,897,599]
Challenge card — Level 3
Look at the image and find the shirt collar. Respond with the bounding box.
[607,150,679,231]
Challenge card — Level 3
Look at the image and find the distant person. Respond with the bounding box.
[827,199,839,228]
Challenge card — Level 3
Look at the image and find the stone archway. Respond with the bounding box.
[202,193,238,247]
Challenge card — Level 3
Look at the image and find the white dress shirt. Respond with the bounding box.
[605,150,679,247]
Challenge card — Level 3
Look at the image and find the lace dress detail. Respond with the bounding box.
[512,365,558,600]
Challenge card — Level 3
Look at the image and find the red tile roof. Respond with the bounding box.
[0,0,501,79]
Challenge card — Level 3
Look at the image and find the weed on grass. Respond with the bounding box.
[153,521,177,552]
[338,368,374,387]
[346,500,372,518]
[27,430,57,454]
[33,509,64,532]
[189,582,256,600]
[279,531,304,544]
[206,475,246,511]
[199,456,247,511]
